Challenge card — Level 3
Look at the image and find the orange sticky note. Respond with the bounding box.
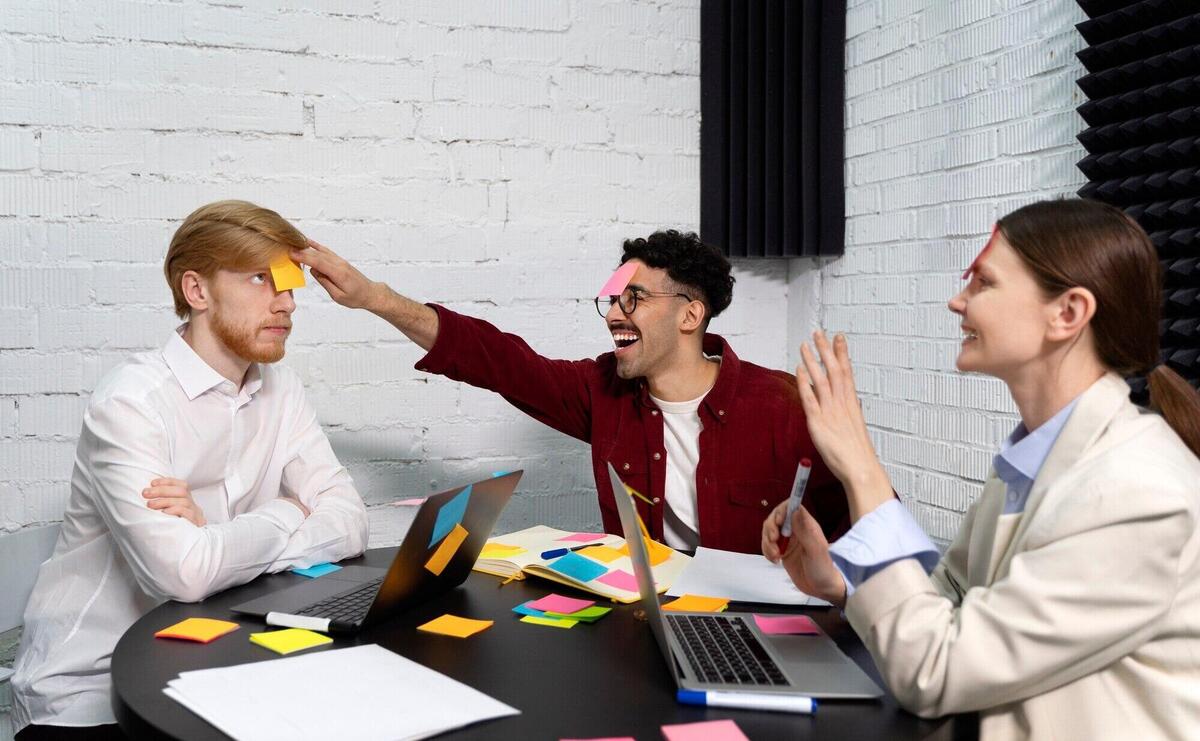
[479,542,526,559]
[662,594,730,613]
[578,545,623,564]
[425,522,469,575]
[270,255,306,291]
[617,537,672,566]
[417,614,494,638]
[154,617,241,643]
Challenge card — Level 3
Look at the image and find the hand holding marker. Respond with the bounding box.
[778,458,813,549]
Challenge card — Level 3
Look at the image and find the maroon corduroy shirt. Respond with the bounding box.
[415,305,850,553]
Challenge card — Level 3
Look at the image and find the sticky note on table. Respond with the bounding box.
[269,256,306,291]
[528,594,595,614]
[661,719,750,741]
[561,738,635,741]
[417,614,494,638]
[430,485,471,546]
[512,601,547,617]
[291,562,341,578]
[753,614,820,635]
[545,606,611,623]
[547,551,608,582]
[597,260,638,297]
[480,542,527,559]
[425,523,469,576]
[557,532,608,544]
[662,594,730,613]
[520,615,578,629]
[617,537,672,566]
[154,617,240,644]
[596,568,639,592]
[249,628,332,655]
[577,545,623,564]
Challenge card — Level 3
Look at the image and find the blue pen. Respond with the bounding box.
[539,543,595,560]
[677,689,817,714]
[780,458,813,539]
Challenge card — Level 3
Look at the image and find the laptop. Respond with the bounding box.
[607,463,882,698]
[232,470,522,633]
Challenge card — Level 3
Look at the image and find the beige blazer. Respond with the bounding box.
[847,373,1200,740]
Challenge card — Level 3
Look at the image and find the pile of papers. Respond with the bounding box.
[164,644,518,740]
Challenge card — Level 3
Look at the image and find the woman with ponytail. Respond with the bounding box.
[763,199,1200,740]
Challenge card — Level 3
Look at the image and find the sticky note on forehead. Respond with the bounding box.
[962,224,999,280]
[597,261,638,297]
[270,255,306,291]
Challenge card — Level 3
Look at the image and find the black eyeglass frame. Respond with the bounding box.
[593,288,695,318]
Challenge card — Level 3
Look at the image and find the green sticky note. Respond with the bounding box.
[520,615,578,629]
[545,606,612,623]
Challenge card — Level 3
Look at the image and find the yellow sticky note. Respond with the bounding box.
[520,615,578,629]
[269,255,306,291]
[662,594,730,613]
[618,537,672,566]
[154,617,240,643]
[425,522,469,576]
[578,545,623,564]
[479,542,527,559]
[249,628,332,655]
[417,614,494,638]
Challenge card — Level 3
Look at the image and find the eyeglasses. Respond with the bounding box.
[594,287,694,318]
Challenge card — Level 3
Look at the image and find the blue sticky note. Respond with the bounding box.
[491,470,511,478]
[292,562,342,579]
[430,485,472,547]
[512,601,546,617]
[547,551,608,582]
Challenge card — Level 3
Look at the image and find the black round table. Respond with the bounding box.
[112,547,974,740]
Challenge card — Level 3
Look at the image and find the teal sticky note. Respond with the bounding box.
[547,551,608,582]
[292,562,342,578]
[491,470,511,478]
[430,485,472,547]
[512,601,547,617]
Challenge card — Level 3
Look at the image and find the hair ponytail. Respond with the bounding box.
[1148,365,1200,458]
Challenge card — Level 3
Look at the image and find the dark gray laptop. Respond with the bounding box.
[607,463,882,698]
[232,470,522,633]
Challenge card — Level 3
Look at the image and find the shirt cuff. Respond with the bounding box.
[829,499,939,597]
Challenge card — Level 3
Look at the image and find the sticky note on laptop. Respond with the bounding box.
[249,628,332,655]
[269,255,306,291]
[753,614,820,635]
[154,617,240,644]
[661,594,729,613]
[430,486,471,546]
[425,523,469,576]
[417,614,493,638]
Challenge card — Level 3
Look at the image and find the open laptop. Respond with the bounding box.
[232,470,522,633]
[607,463,881,698]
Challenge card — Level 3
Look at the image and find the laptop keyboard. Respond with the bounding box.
[667,614,789,686]
[296,577,385,625]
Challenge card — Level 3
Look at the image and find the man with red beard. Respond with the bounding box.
[293,230,848,555]
[10,201,368,741]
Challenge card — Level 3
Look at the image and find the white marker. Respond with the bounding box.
[780,458,813,538]
[677,689,817,714]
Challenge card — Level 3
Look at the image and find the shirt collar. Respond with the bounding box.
[994,395,1082,487]
[162,324,263,400]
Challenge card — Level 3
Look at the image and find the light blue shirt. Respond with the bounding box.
[829,396,1082,597]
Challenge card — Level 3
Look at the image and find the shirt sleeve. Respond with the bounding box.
[81,395,307,603]
[829,499,940,598]
[269,387,369,571]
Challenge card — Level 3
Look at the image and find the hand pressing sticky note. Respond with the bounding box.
[662,594,729,613]
[753,614,820,635]
[527,594,595,614]
[417,614,493,638]
[249,628,332,655]
[425,523,469,576]
[269,255,306,292]
[661,719,750,741]
[480,542,526,559]
[154,617,240,644]
[577,545,623,564]
[520,615,577,629]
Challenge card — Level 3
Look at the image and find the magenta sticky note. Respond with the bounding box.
[557,532,608,544]
[527,594,596,614]
[962,223,999,279]
[596,568,639,592]
[597,261,638,297]
[661,719,750,741]
[753,614,820,635]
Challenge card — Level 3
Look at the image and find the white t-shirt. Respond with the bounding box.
[649,387,712,549]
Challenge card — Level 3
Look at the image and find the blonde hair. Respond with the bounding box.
[164,200,306,318]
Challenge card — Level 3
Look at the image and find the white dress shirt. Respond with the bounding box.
[11,326,369,730]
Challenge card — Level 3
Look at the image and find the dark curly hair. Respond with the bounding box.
[620,230,735,325]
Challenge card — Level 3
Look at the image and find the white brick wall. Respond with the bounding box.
[811,0,1089,546]
[0,0,798,553]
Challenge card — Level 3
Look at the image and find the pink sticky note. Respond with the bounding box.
[392,498,426,507]
[561,738,636,741]
[962,223,999,279]
[527,594,596,614]
[662,719,750,741]
[557,532,608,544]
[596,568,639,592]
[753,614,820,635]
[597,261,638,297]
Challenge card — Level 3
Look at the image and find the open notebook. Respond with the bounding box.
[473,524,691,604]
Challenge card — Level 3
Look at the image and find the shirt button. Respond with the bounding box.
[653,497,661,504]
[622,463,630,471]
[718,409,725,416]
[651,410,659,416]
[760,499,769,507]
[653,452,661,461]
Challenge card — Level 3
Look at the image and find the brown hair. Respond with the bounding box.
[164,200,306,318]
[998,198,1200,457]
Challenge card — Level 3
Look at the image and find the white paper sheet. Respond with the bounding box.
[665,546,832,606]
[163,644,518,741]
